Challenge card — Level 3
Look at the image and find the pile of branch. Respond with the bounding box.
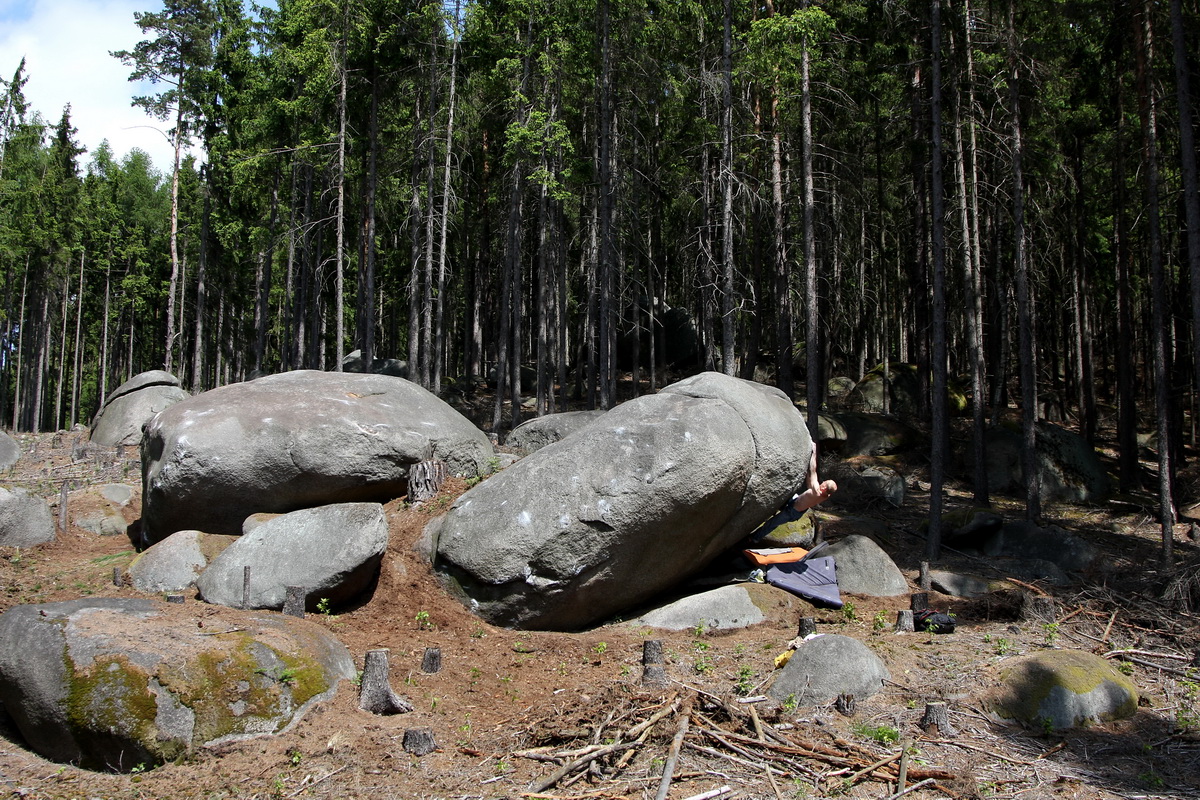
[510,688,957,799]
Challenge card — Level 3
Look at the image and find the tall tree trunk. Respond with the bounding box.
[433,4,460,396]
[1173,0,1200,448]
[165,99,184,373]
[957,0,988,504]
[802,19,819,431]
[719,0,736,376]
[70,249,84,428]
[928,0,947,560]
[1008,0,1040,521]
[334,14,348,373]
[1135,0,1175,563]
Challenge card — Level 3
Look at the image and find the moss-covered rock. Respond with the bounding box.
[0,598,355,771]
[988,649,1138,731]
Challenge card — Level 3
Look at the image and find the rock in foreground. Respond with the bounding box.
[0,598,354,771]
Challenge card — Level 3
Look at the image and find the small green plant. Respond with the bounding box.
[487,455,502,473]
[782,693,799,713]
[851,722,899,745]
[693,639,710,653]
[471,623,487,639]
[734,665,755,695]
[872,610,888,631]
[287,747,303,766]
[1139,770,1166,789]
[592,641,608,657]
[790,777,812,798]
[315,597,332,616]
[840,602,858,623]
[1118,660,1135,676]
[993,637,1014,656]
[733,643,746,658]
[1040,717,1055,735]
[494,758,510,775]
[130,762,148,774]
[272,773,286,796]
[692,621,708,637]
[1176,679,1200,731]
[415,610,435,630]
[1042,622,1060,646]
[694,654,714,675]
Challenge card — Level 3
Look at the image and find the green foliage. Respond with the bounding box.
[850,722,899,745]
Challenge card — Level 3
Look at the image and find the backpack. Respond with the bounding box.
[914,608,956,634]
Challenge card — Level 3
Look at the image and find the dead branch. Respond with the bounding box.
[653,694,694,800]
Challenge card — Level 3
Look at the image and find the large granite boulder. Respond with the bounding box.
[832,412,919,457]
[196,503,388,611]
[0,486,55,547]
[140,370,493,542]
[90,370,189,447]
[985,422,1110,504]
[431,372,814,630]
[988,650,1138,730]
[0,598,354,771]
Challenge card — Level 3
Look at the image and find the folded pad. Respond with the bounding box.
[766,555,843,608]
[742,546,808,566]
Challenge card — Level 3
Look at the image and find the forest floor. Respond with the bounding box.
[2,399,1200,800]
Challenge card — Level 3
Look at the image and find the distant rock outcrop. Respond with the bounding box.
[0,431,20,471]
[90,370,189,447]
[140,370,494,542]
[0,598,355,771]
[431,372,814,630]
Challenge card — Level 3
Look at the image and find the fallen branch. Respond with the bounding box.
[528,742,638,793]
[654,695,694,800]
[882,777,937,800]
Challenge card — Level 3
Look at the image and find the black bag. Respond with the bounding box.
[914,608,956,634]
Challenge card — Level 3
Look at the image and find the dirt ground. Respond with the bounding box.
[2,424,1200,800]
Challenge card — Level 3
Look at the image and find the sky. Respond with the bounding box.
[0,0,179,174]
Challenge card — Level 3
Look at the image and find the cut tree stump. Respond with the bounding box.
[895,609,915,633]
[402,727,437,756]
[920,701,957,736]
[910,592,930,613]
[359,648,414,715]
[283,586,306,618]
[408,460,448,505]
[919,560,931,591]
[835,693,856,716]
[797,617,817,637]
[642,639,668,687]
[421,647,442,673]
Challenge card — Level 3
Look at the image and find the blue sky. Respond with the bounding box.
[0,0,178,173]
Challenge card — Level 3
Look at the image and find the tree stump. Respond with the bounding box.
[642,639,668,687]
[920,701,957,736]
[359,648,413,715]
[421,647,442,674]
[797,617,817,637]
[58,483,69,533]
[112,567,123,587]
[919,560,931,591]
[1020,592,1057,623]
[895,609,915,633]
[408,460,448,505]
[402,727,437,756]
[242,566,252,609]
[835,693,856,716]
[165,593,185,604]
[283,586,306,618]
[910,592,930,613]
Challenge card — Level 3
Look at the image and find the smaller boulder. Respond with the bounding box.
[626,584,801,631]
[0,487,55,547]
[0,431,20,471]
[89,370,188,447]
[823,535,909,597]
[126,530,239,593]
[196,503,388,611]
[506,410,606,454]
[833,412,919,457]
[985,422,1110,504]
[988,650,1138,730]
[768,634,889,708]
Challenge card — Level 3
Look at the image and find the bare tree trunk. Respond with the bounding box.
[165,100,183,373]
[54,273,68,430]
[1008,0,1040,521]
[99,262,110,409]
[802,21,819,430]
[598,0,617,407]
[334,13,348,373]
[13,262,25,431]
[719,0,736,376]
[1135,0,1175,563]
[928,0,947,559]
[1173,0,1200,452]
[433,3,460,396]
[70,249,84,427]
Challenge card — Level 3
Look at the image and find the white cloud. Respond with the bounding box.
[0,0,185,174]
